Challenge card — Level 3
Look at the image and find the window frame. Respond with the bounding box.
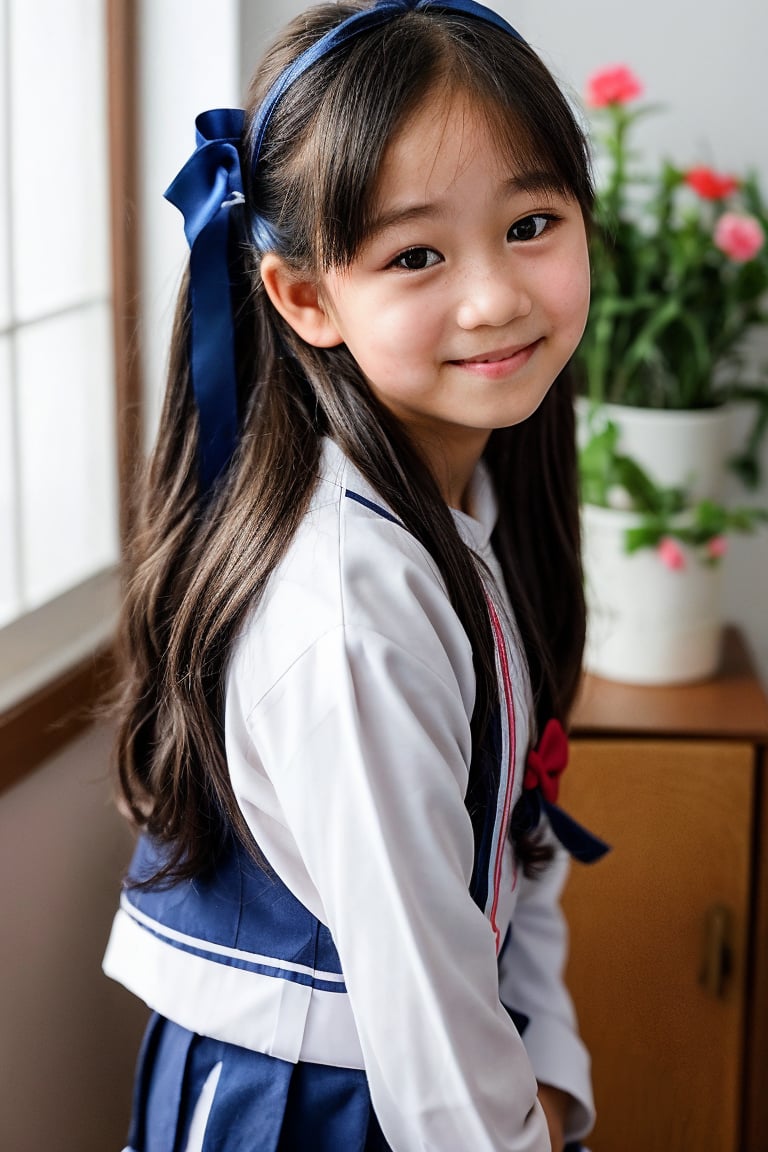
[0,0,141,792]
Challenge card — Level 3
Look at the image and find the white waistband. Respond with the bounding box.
[102,906,365,1068]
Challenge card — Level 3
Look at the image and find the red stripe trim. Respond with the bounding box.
[486,594,517,951]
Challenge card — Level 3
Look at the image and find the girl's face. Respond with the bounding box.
[319,90,591,505]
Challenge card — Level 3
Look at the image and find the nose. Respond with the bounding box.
[454,260,531,330]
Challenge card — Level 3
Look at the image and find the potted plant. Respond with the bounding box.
[575,65,768,684]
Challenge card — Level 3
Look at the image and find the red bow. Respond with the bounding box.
[524,718,569,805]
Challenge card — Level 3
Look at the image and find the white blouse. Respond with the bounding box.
[223,438,594,1150]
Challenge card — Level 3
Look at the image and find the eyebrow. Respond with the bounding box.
[366,169,568,242]
[365,202,445,243]
[505,169,569,197]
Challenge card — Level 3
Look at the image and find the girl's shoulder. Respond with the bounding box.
[228,438,474,709]
[304,435,447,592]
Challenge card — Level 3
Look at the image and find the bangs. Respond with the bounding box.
[472,95,581,203]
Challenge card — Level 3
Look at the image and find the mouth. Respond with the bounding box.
[449,339,542,375]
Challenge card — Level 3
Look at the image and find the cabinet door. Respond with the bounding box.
[560,739,753,1152]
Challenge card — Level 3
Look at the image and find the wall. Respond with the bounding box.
[240,0,307,82]
[0,723,147,1152]
[239,0,768,682]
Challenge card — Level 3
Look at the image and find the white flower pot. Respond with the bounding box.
[582,503,723,685]
[577,400,733,500]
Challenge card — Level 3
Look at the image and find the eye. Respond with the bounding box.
[507,214,557,243]
[389,247,443,271]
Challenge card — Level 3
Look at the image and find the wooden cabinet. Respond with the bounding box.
[562,629,768,1152]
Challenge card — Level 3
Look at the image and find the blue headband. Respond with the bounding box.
[165,0,525,493]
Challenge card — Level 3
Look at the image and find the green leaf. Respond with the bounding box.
[579,409,768,561]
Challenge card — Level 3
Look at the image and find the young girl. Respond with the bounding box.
[103,2,607,1149]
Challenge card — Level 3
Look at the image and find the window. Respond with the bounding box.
[0,0,139,786]
[1,0,119,624]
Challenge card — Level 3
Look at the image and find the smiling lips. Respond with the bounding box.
[451,338,542,378]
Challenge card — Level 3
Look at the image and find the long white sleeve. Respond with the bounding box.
[222,439,592,1149]
[239,620,549,1151]
[497,844,595,1143]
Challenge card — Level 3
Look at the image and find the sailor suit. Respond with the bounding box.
[104,437,594,1151]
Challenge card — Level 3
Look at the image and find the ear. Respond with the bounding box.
[260,253,343,348]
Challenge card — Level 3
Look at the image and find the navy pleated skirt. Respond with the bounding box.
[125,1013,391,1152]
[126,1012,587,1151]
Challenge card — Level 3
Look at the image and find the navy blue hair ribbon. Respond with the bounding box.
[165,0,524,492]
[165,108,245,492]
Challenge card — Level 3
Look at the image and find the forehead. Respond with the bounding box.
[374,89,524,207]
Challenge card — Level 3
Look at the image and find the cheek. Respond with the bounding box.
[352,301,441,380]
[547,256,591,343]
[572,266,592,338]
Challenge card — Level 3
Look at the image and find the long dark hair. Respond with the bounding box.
[115,1,593,885]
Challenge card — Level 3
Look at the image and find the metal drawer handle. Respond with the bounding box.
[700,903,732,999]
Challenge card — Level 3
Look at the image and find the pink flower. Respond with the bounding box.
[684,166,739,201]
[714,212,765,262]
[706,535,729,560]
[585,65,644,108]
[658,537,686,571]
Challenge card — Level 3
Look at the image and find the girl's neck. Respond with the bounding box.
[413,428,491,514]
